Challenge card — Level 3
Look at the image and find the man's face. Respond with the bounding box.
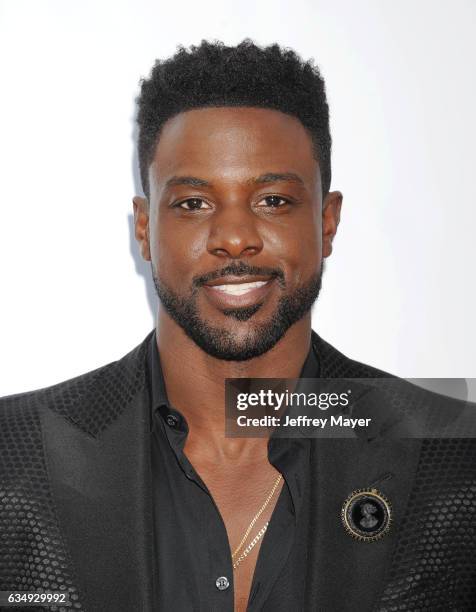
[134,107,341,360]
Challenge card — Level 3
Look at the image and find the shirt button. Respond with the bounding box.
[215,576,230,591]
[166,414,179,428]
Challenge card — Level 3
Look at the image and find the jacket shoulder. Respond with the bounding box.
[311,331,476,438]
[0,332,152,436]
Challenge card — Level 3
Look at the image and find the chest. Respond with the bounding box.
[192,460,284,611]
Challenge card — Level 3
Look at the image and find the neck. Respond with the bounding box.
[156,309,312,461]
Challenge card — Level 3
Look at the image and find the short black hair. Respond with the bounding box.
[136,39,332,198]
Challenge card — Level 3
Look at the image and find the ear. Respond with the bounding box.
[133,196,151,261]
[322,190,343,258]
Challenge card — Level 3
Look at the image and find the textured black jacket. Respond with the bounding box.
[1,330,475,611]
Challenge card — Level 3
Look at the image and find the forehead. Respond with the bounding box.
[150,106,320,189]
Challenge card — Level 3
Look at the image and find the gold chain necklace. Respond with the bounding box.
[232,473,282,569]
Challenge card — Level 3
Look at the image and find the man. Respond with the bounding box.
[1,40,475,612]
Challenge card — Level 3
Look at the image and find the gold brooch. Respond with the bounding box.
[341,488,392,541]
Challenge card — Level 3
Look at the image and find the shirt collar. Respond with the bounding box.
[147,330,320,432]
[147,330,187,436]
[148,330,169,409]
[147,330,320,520]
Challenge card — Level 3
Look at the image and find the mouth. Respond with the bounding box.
[202,275,276,309]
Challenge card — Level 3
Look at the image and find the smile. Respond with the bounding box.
[202,277,276,309]
[210,280,269,296]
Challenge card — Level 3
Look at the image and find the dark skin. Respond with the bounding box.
[134,107,342,611]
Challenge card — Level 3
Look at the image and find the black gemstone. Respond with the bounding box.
[344,491,390,539]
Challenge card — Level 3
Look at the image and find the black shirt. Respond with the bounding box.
[148,333,320,611]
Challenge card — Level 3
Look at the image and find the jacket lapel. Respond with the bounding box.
[308,435,422,611]
[309,331,423,611]
[41,375,155,611]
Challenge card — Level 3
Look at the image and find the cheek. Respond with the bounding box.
[302,222,322,260]
[265,217,322,281]
[298,210,323,269]
[151,215,208,280]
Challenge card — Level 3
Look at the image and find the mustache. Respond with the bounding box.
[193,261,285,288]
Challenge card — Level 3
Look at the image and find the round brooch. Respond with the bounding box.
[341,488,392,541]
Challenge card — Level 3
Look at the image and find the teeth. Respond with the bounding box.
[211,281,269,295]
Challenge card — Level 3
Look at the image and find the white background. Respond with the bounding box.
[1,0,475,396]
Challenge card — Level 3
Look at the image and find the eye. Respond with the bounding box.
[257,195,291,208]
[175,198,211,211]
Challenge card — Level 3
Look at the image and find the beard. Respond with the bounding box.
[152,260,324,361]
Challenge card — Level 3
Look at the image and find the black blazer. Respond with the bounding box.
[1,330,475,611]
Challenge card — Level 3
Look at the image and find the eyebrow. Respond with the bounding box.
[164,172,305,190]
[165,176,211,189]
[250,172,305,186]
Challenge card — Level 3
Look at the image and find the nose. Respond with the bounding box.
[207,206,264,258]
